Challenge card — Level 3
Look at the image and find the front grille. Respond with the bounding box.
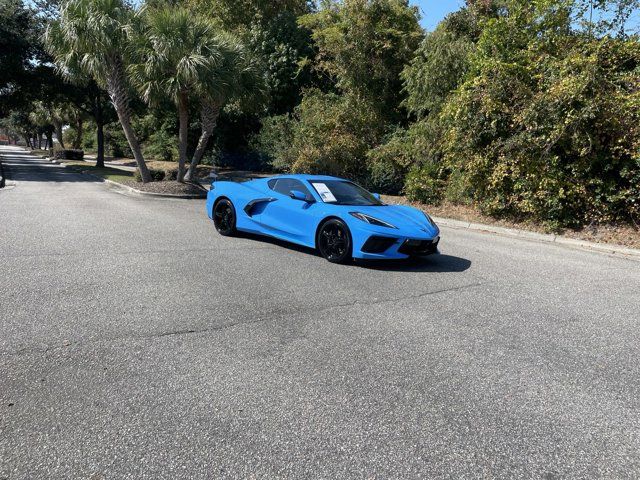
[398,238,439,256]
[362,236,397,254]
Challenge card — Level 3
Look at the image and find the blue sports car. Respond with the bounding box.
[206,174,440,264]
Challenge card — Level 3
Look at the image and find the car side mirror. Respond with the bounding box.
[289,190,312,202]
[373,193,381,200]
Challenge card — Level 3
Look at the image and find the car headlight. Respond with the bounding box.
[349,212,397,229]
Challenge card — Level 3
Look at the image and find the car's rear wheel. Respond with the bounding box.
[317,219,352,264]
[213,198,237,236]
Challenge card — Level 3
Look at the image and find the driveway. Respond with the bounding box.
[1,146,639,479]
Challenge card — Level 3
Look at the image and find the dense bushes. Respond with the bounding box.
[134,168,168,182]
[53,149,84,160]
[254,91,383,181]
[430,6,640,228]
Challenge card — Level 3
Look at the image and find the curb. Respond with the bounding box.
[433,216,640,260]
[78,169,207,199]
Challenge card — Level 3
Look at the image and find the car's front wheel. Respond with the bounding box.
[317,219,352,264]
[213,198,237,236]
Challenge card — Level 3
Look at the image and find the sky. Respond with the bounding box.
[410,0,640,33]
[411,0,466,31]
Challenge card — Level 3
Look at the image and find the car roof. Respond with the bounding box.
[271,174,346,182]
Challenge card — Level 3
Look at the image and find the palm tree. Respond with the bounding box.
[45,0,153,182]
[131,7,218,182]
[131,7,263,182]
[184,41,263,182]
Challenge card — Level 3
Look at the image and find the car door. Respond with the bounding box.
[259,179,318,244]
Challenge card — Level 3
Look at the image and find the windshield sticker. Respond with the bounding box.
[312,183,337,203]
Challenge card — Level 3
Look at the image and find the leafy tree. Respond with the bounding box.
[189,0,311,31]
[255,89,381,180]
[299,0,423,122]
[402,7,482,118]
[248,10,316,115]
[0,110,37,148]
[45,0,153,182]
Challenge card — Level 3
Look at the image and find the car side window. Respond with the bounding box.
[270,179,312,199]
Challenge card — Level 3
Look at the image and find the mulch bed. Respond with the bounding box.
[120,180,207,196]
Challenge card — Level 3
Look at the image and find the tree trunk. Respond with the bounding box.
[73,117,83,150]
[96,120,105,169]
[24,135,31,149]
[184,101,220,182]
[37,133,42,149]
[45,131,54,150]
[53,119,65,149]
[106,57,151,183]
[176,91,190,183]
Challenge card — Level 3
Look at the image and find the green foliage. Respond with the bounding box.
[401,8,479,118]
[134,168,166,182]
[248,11,316,114]
[300,0,422,122]
[53,149,84,160]
[404,164,444,204]
[436,1,640,226]
[188,0,311,31]
[104,123,132,158]
[251,113,296,171]
[44,0,137,88]
[254,90,381,180]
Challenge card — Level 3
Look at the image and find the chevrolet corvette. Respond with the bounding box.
[206,174,440,263]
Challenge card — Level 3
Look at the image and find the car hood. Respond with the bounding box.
[343,204,439,235]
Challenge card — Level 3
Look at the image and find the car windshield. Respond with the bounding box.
[309,180,383,206]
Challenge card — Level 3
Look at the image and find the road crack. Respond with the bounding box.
[0,281,485,358]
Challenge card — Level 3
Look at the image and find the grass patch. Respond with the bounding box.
[62,161,134,183]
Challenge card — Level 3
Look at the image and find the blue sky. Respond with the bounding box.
[411,0,465,30]
[410,0,640,33]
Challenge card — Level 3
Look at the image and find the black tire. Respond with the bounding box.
[213,198,237,236]
[317,219,352,264]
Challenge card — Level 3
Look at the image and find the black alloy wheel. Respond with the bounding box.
[213,199,237,236]
[317,219,352,264]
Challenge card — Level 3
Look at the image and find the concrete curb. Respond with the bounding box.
[78,169,207,199]
[433,216,640,259]
[53,159,206,199]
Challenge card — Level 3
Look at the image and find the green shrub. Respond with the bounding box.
[404,164,444,204]
[250,114,295,172]
[53,149,84,160]
[253,90,383,181]
[437,27,640,226]
[134,168,165,182]
[104,124,132,158]
[164,168,177,181]
[366,158,406,195]
[143,131,178,162]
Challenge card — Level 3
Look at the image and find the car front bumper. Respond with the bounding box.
[354,233,440,259]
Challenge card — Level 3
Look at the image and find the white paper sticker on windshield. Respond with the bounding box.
[312,183,337,203]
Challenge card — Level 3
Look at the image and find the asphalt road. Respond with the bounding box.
[1,146,639,479]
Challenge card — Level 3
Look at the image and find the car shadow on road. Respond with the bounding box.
[237,232,471,273]
[354,254,471,273]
